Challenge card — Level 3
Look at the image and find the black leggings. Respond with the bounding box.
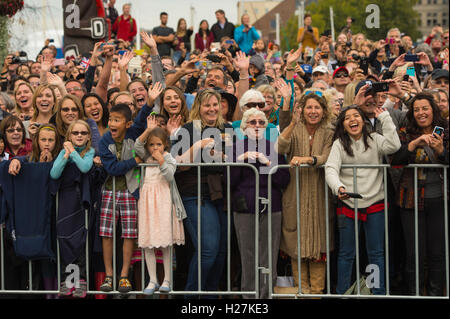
[400,197,446,281]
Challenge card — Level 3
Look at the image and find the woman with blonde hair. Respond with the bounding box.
[14,82,34,121]
[174,88,232,293]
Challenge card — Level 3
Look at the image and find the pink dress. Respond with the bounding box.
[138,163,185,249]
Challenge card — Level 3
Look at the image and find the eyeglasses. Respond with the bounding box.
[337,98,344,106]
[245,102,265,108]
[304,90,323,97]
[71,131,89,136]
[6,128,23,133]
[334,73,349,78]
[247,119,266,126]
[61,107,79,113]
[67,87,82,92]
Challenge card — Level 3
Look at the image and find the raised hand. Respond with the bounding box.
[141,31,157,50]
[146,114,158,131]
[234,50,249,72]
[274,78,292,99]
[47,72,63,86]
[148,81,164,102]
[373,106,386,118]
[286,47,302,66]
[166,115,182,135]
[41,55,54,73]
[118,50,134,71]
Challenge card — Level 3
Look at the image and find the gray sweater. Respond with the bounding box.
[325,111,401,208]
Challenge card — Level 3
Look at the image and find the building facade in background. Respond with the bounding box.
[237,0,282,25]
[414,0,449,36]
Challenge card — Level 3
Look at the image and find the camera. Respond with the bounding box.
[206,54,222,63]
[352,54,369,74]
[11,56,21,64]
[307,26,313,32]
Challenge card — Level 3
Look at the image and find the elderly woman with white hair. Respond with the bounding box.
[231,89,279,141]
[230,108,289,298]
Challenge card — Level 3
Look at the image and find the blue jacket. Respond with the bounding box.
[234,25,260,54]
[99,103,153,199]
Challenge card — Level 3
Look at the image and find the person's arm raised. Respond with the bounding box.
[95,43,115,103]
[118,50,134,92]
[232,50,250,121]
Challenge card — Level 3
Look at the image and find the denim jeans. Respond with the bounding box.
[336,211,386,295]
[182,197,227,293]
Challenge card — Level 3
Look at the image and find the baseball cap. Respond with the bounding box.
[354,80,373,96]
[312,65,329,75]
[332,66,349,78]
[431,69,449,81]
[300,64,312,74]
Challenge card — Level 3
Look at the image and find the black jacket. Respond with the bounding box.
[211,19,235,42]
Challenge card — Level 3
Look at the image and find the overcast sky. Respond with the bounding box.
[8,0,245,57]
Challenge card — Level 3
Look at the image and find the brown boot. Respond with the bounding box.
[309,261,326,295]
[300,260,311,295]
[291,258,311,294]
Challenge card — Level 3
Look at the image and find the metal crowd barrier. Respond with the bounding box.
[0,162,260,298]
[0,163,448,299]
[267,163,449,299]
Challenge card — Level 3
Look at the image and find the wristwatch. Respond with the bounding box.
[311,156,317,166]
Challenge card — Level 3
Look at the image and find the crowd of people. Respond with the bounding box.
[0,2,449,299]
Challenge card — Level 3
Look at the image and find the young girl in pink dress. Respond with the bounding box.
[134,118,185,295]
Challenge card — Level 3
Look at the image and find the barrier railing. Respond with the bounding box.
[0,162,260,298]
[267,163,449,299]
[0,163,448,299]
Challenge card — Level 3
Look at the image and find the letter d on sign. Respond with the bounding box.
[65,264,80,289]
[365,4,380,29]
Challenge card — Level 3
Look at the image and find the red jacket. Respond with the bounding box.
[112,15,137,42]
[195,32,215,52]
[5,139,32,158]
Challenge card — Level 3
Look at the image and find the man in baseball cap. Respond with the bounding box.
[332,66,350,93]
[312,65,330,84]
[430,69,449,91]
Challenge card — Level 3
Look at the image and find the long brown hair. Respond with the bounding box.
[160,86,190,125]
[55,94,85,138]
[332,105,373,157]
[29,123,61,162]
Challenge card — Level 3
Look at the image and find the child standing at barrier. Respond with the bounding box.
[134,118,185,295]
[98,83,162,294]
[325,105,401,295]
[50,120,95,298]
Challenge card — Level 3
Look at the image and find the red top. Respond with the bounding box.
[5,138,32,158]
[112,15,137,42]
[194,32,215,52]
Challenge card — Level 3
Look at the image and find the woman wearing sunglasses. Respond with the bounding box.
[51,95,101,152]
[276,92,333,295]
[232,89,279,142]
[230,108,289,298]
[0,115,32,158]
